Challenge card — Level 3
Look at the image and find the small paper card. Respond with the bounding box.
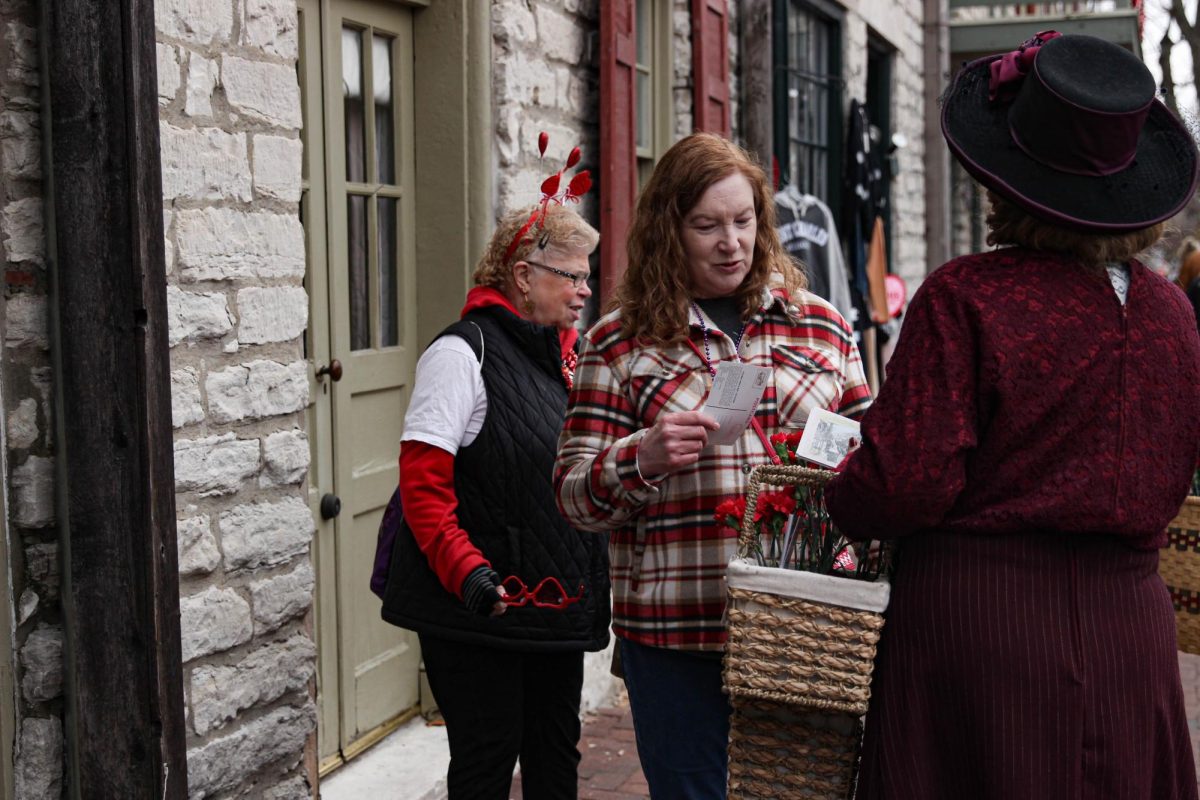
[795,407,860,468]
[700,361,772,446]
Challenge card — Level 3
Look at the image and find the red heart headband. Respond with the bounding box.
[503,131,593,265]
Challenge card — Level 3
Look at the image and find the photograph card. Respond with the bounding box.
[795,407,861,468]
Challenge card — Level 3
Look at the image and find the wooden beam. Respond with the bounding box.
[40,0,188,797]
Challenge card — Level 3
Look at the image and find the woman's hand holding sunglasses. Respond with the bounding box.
[463,568,584,616]
[462,566,507,617]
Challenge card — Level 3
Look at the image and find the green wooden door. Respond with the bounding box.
[299,0,421,772]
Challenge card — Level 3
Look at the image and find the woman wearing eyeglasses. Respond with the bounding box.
[555,133,871,798]
[381,200,611,800]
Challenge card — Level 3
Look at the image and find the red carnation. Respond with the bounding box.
[541,172,562,198]
[714,497,748,531]
[566,146,582,169]
[759,490,797,516]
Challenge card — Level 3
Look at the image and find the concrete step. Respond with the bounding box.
[318,714,450,800]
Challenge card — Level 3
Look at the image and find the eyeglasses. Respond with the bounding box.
[499,575,585,610]
[525,260,590,289]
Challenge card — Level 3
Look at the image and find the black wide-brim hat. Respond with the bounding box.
[942,32,1198,233]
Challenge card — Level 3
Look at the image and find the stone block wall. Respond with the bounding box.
[0,0,66,795]
[0,1,314,787]
[673,0,693,139]
[157,0,315,797]
[492,0,600,226]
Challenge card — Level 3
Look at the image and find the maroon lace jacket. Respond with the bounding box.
[827,248,1200,549]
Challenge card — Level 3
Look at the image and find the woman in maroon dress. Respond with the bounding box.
[826,33,1200,799]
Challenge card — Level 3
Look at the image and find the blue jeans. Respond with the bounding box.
[620,638,732,799]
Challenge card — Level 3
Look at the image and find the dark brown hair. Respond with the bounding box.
[610,133,803,345]
[986,191,1164,266]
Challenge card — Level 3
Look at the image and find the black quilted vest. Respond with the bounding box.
[381,306,610,652]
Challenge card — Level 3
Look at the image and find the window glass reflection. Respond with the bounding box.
[347,195,369,350]
[343,27,366,183]
[373,34,395,185]
[378,197,398,348]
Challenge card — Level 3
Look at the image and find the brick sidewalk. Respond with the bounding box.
[507,654,1200,800]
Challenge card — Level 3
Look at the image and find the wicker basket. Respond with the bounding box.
[1161,496,1200,655]
[727,700,861,800]
[722,466,889,799]
[723,465,890,714]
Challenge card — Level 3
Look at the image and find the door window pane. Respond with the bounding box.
[377,197,398,347]
[636,71,651,151]
[636,0,650,64]
[373,34,395,185]
[343,27,366,183]
[348,195,369,350]
[634,0,654,158]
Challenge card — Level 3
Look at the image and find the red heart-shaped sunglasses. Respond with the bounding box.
[499,575,585,610]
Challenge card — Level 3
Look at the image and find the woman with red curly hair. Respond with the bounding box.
[555,132,870,797]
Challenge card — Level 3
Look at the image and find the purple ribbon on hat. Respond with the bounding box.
[988,30,1062,102]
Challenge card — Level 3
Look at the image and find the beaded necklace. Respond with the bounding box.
[691,300,746,375]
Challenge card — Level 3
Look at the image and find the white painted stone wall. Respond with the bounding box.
[492,0,600,228]
[156,0,315,797]
[673,0,694,140]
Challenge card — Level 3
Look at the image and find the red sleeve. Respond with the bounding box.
[399,440,490,598]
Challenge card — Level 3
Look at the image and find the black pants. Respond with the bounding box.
[419,634,584,800]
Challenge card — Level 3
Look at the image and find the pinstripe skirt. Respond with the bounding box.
[854,532,1198,800]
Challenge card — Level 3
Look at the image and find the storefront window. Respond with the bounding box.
[773,0,842,210]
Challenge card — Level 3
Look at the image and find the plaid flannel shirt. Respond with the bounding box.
[555,288,871,650]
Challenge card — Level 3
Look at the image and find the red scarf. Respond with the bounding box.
[460,286,580,389]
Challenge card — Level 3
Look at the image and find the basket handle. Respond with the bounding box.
[735,464,834,558]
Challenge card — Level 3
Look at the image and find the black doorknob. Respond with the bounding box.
[316,359,343,382]
[320,493,342,520]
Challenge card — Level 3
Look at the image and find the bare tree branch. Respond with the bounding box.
[1171,0,1200,50]
[1168,0,1200,120]
[1162,25,1180,114]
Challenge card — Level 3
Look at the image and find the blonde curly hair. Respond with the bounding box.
[986,191,1164,267]
[473,204,599,290]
